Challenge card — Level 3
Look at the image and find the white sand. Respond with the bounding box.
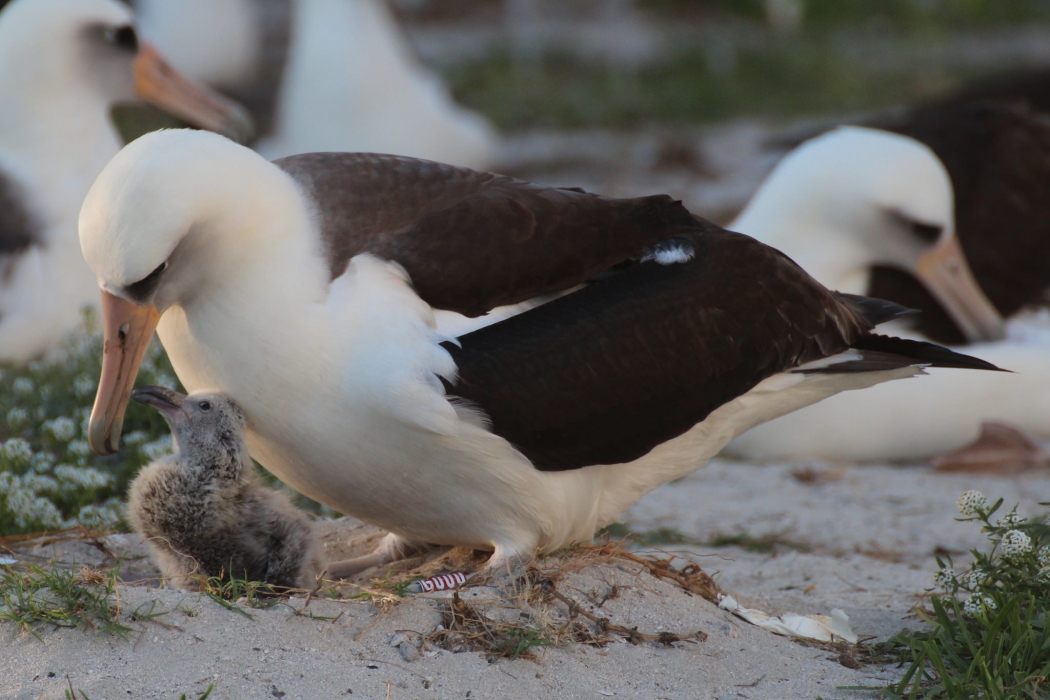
[2,458,1044,700]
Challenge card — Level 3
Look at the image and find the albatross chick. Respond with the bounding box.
[127,386,321,590]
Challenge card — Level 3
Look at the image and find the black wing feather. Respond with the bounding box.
[442,228,873,471]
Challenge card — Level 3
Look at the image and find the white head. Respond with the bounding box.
[733,126,1003,343]
[0,0,253,153]
[79,129,313,456]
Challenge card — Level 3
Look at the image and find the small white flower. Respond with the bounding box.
[123,430,149,446]
[1038,545,1050,567]
[963,568,989,590]
[74,500,123,528]
[141,436,173,461]
[0,472,17,494]
[6,407,28,429]
[957,490,987,516]
[11,377,34,395]
[934,568,957,589]
[1,438,33,466]
[54,465,112,491]
[6,489,62,529]
[44,417,77,443]
[963,595,997,616]
[1000,530,1033,560]
[73,374,97,397]
[1038,566,1050,583]
[19,472,58,494]
[30,451,55,471]
[67,440,93,458]
[997,510,1025,529]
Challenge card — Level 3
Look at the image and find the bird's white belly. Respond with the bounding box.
[727,314,1050,462]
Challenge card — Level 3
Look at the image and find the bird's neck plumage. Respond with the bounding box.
[135,0,260,86]
[731,176,872,296]
[156,164,334,413]
[0,49,122,232]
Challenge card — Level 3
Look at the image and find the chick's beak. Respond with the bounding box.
[915,232,1006,343]
[132,42,254,144]
[88,291,161,455]
[131,385,185,419]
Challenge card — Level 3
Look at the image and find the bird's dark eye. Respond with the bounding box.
[104,25,139,52]
[198,401,212,412]
[910,222,942,244]
[126,261,168,302]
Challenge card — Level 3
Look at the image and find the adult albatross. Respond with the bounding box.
[0,0,252,363]
[79,129,997,575]
[727,126,1049,462]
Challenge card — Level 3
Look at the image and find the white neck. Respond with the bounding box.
[134,0,260,86]
[0,44,122,230]
[156,165,331,403]
[732,196,872,295]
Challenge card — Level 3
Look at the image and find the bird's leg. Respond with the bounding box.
[477,543,535,590]
[323,533,433,580]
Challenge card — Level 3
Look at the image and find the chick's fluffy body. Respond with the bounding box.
[128,390,322,589]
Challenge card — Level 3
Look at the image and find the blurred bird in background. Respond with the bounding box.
[132,0,499,166]
[0,0,252,363]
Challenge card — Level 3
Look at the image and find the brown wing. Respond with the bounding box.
[444,228,999,471]
[442,228,1000,471]
[275,152,712,317]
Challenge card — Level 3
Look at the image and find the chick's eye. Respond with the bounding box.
[198,401,212,411]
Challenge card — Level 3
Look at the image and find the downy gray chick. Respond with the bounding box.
[127,386,322,590]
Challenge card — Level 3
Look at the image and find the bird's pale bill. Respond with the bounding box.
[915,229,1005,343]
[88,291,160,455]
[132,43,254,144]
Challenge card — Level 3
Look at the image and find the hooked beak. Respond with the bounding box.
[88,291,161,455]
[131,385,185,419]
[132,43,254,144]
[915,232,1006,343]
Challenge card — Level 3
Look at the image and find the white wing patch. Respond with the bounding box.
[640,243,695,266]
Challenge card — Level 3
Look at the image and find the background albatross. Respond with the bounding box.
[727,126,1050,462]
[0,0,252,363]
[79,129,997,576]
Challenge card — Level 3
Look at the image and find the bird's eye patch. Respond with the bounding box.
[104,25,139,52]
[125,261,168,302]
[910,222,942,244]
[198,401,212,411]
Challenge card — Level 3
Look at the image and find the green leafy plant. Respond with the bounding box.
[0,560,131,640]
[197,572,291,619]
[878,492,1050,699]
[0,315,178,536]
[0,316,333,536]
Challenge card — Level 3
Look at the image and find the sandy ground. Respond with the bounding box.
[2,456,1046,700]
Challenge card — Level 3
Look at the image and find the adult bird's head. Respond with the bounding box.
[0,0,253,145]
[80,129,310,455]
[733,125,1005,344]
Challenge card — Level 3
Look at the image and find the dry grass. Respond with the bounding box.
[420,541,718,660]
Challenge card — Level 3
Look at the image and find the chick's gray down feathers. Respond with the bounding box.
[127,388,322,590]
